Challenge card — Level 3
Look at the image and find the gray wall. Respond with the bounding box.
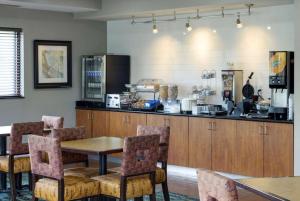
[0,6,107,127]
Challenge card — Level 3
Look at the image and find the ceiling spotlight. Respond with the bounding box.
[152,14,158,34]
[236,13,243,29]
[267,26,272,30]
[212,29,217,33]
[186,18,192,32]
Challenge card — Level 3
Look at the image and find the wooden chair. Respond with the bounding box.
[197,169,239,201]
[92,135,160,201]
[50,127,89,167]
[110,125,171,201]
[0,122,44,201]
[42,115,64,130]
[28,135,100,201]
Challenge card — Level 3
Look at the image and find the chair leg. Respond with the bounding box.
[134,197,143,201]
[28,172,32,191]
[161,181,170,201]
[149,172,156,201]
[149,194,156,201]
[85,159,89,167]
[31,174,38,201]
[120,176,127,201]
[8,155,16,201]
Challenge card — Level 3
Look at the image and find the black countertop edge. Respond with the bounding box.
[75,107,294,124]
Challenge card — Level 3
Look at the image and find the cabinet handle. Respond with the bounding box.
[208,122,212,130]
[264,125,269,135]
[87,113,90,120]
[91,113,94,120]
[212,122,216,131]
[165,118,170,127]
[127,115,131,124]
[259,126,264,135]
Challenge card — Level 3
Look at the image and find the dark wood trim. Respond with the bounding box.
[33,40,72,89]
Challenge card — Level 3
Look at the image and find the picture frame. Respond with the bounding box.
[34,40,72,88]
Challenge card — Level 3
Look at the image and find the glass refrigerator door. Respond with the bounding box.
[82,56,105,100]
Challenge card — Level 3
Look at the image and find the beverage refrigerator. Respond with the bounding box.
[81,55,130,102]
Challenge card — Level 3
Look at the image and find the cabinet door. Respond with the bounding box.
[109,112,127,137]
[126,113,147,137]
[264,123,294,177]
[147,114,166,127]
[147,114,189,166]
[234,121,264,177]
[76,109,92,138]
[92,111,110,137]
[189,117,212,169]
[212,119,236,173]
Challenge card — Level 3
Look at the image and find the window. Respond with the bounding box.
[0,27,23,98]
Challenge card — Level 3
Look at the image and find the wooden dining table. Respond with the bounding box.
[0,125,51,190]
[61,136,124,175]
[235,177,300,201]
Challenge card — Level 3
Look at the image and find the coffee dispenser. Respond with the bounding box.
[269,51,294,120]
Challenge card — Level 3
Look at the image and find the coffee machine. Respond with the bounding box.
[269,51,294,120]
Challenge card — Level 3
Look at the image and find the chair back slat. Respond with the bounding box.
[28,135,63,180]
[137,125,170,163]
[121,135,160,177]
[51,127,86,141]
[197,169,239,201]
[42,115,64,129]
[9,122,44,155]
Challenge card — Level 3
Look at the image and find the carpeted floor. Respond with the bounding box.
[0,175,199,201]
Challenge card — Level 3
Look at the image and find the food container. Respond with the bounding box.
[168,85,178,101]
[181,98,197,113]
[159,85,169,101]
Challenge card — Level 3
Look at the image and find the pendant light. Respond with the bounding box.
[185,17,192,32]
[152,14,158,34]
[236,12,243,29]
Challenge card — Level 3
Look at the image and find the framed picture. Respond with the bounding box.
[34,40,72,88]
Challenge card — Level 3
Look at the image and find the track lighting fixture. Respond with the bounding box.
[236,13,243,29]
[186,17,192,32]
[152,14,158,34]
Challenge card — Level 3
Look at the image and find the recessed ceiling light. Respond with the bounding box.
[212,29,217,33]
[267,26,272,30]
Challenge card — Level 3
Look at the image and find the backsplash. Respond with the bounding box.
[108,5,294,104]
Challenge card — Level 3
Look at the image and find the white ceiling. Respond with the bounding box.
[0,0,294,21]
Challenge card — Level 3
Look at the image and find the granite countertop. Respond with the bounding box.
[76,106,294,124]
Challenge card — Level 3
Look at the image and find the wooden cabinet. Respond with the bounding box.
[264,122,294,177]
[76,109,93,137]
[188,117,212,169]
[211,119,236,173]
[147,114,189,166]
[76,109,110,138]
[92,111,110,137]
[109,112,146,137]
[234,121,264,177]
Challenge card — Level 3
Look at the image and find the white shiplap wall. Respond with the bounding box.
[108,5,294,104]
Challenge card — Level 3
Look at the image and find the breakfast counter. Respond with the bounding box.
[75,106,294,124]
[75,107,294,178]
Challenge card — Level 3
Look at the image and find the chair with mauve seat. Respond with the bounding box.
[51,127,98,178]
[0,122,44,201]
[42,115,64,130]
[197,168,239,201]
[109,125,171,201]
[92,135,160,201]
[28,135,100,201]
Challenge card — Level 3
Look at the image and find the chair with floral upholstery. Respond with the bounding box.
[92,135,160,201]
[28,135,100,201]
[0,122,44,201]
[51,127,99,178]
[51,127,89,167]
[109,125,171,201]
[42,115,64,130]
[197,168,239,201]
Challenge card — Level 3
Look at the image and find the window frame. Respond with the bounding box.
[0,27,24,99]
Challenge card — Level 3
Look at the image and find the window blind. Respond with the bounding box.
[0,27,23,98]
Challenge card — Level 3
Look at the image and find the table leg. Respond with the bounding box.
[98,154,116,201]
[0,136,7,190]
